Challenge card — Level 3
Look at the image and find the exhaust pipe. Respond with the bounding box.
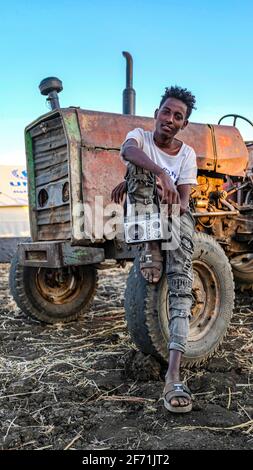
[122,51,136,115]
[39,77,63,110]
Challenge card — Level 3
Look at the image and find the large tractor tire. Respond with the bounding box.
[9,251,97,324]
[231,254,253,292]
[125,232,235,367]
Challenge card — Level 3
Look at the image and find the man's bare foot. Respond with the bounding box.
[140,241,163,283]
[163,351,192,413]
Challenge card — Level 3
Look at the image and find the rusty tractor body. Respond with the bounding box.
[9,62,253,366]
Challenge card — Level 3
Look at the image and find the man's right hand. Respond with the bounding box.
[157,171,181,206]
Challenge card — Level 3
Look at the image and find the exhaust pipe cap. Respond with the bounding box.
[39,77,63,96]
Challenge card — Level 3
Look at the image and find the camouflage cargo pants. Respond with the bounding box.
[125,163,195,354]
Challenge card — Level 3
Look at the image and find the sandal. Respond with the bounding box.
[140,250,163,283]
[163,382,192,413]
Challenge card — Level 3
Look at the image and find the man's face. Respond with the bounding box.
[154,97,188,138]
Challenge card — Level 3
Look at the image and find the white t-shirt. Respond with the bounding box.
[121,127,197,186]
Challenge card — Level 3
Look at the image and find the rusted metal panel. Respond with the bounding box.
[29,116,63,138]
[81,147,125,241]
[76,109,248,176]
[37,205,70,225]
[61,110,82,244]
[36,178,69,210]
[82,147,125,205]
[76,110,216,171]
[34,149,67,171]
[37,222,71,240]
[18,240,104,268]
[177,123,215,171]
[18,241,62,267]
[212,125,248,176]
[25,131,37,241]
[76,109,154,148]
[26,110,72,242]
[35,161,68,186]
[25,107,249,248]
[61,244,104,266]
[33,133,66,154]
[77,111,216,242]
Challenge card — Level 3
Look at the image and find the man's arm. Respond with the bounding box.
[122,139,163,175]
[177,184,192,215]
[122,139,180,206]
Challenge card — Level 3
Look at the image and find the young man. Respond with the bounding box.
[112,86,197,413]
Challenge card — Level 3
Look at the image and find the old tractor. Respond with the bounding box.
[9,52,253,366]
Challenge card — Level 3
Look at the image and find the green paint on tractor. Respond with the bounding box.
[25,131,36,208]
[62,111,81,142]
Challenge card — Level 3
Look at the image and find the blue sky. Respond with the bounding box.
[1,0,253,165]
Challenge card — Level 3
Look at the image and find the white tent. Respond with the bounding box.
[0,165,30,239]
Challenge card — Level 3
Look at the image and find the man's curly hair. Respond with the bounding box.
[159,86,196,119]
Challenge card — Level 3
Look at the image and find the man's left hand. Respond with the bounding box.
[111,181,127,203]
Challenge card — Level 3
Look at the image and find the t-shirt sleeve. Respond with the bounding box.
[122,127,144,148]
[120,128,144,164]
[177,147,198,186]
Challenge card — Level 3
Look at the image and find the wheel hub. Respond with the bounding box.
[158,260,220,342]
[190,260,220,340]
[35,267,83,304]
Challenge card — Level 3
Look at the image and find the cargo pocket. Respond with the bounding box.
[125,164,156,205]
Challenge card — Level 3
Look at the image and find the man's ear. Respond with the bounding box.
[154,108,158,119]
[181,119,189,130]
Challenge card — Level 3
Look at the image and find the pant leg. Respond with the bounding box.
[126,162,195,353]
[125,162,157,214]
[166,211,195,354]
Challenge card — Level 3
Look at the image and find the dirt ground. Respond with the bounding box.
[0,262,252,451]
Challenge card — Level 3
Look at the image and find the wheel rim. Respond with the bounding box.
[35,267,84,305]
[158,260,220,342]
[190,260,220,340]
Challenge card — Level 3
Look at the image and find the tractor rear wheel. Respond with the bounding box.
[125,232,235,367]
[231,254,253,291]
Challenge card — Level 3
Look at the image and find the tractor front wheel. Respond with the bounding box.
[9,251,97,323]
